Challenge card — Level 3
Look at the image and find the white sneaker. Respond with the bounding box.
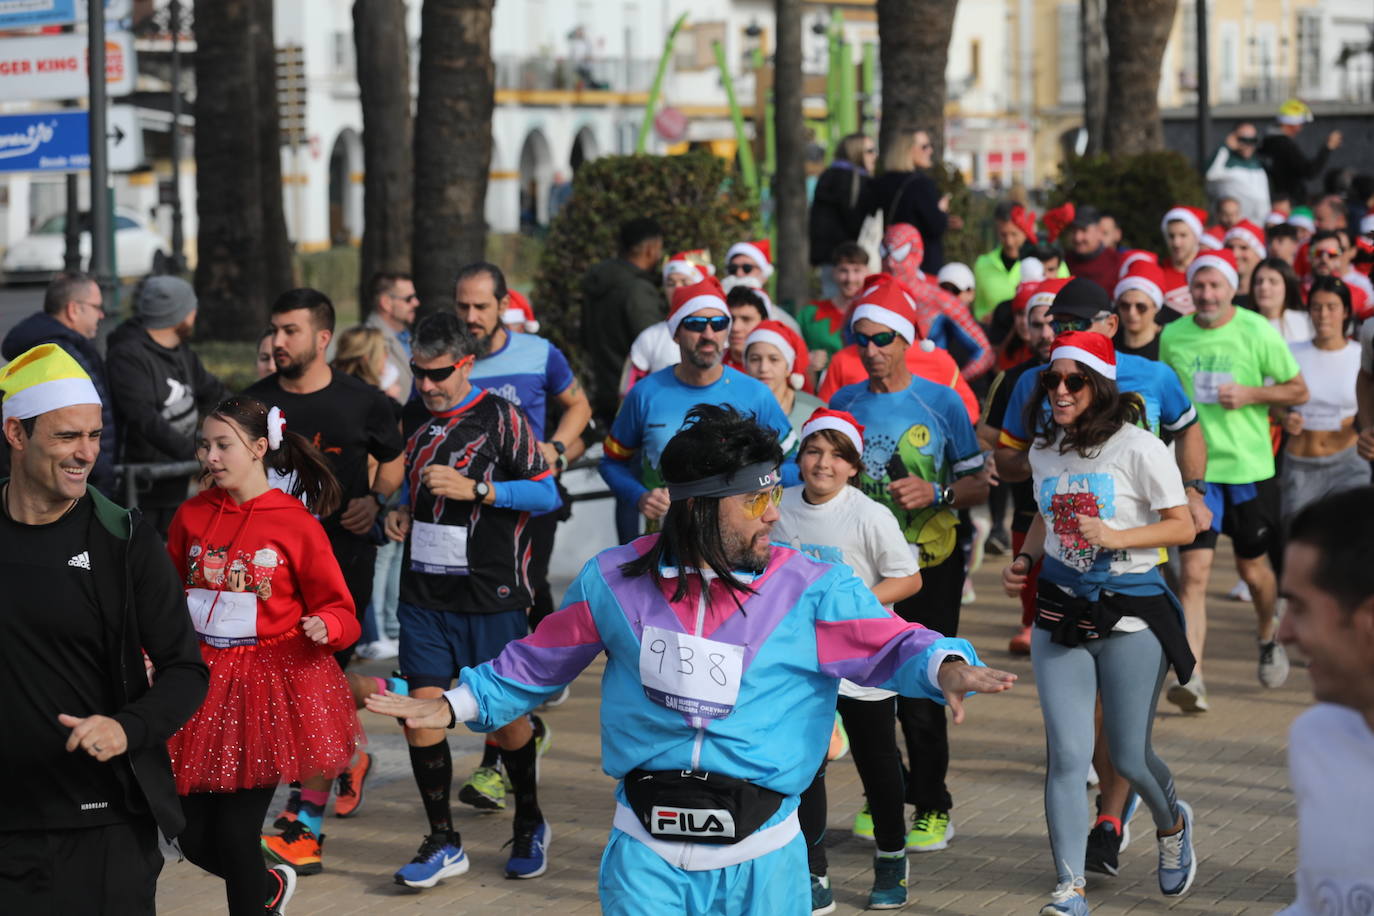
[371,637,400,660]
[354,641,381,660]
[1166,677,1210,713]
[1257,639,1289,688]
[1228,579,1252,602]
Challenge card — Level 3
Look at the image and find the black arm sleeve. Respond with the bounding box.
[366,388,405,463]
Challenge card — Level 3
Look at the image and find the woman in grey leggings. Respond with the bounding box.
[1000,330,1199,915]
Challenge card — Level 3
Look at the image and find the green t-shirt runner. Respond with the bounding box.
[1159,306,1300,484]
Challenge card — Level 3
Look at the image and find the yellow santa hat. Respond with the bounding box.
[0,344,102,421]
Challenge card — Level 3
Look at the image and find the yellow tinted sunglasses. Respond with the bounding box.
[740,486,783,519]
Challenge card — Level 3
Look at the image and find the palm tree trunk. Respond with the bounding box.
[876,0,958,160]
[413,0,495,313]
[774,0,808,309]
[353,0,414,311]
[1103,0,1178,155]
[253,0,293,306]
[1081,0,1108,156]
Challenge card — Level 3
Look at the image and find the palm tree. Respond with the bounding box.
[412,0,495,312]
[774,0,808,309]
[875,0,959,160]
[1103,0,1179,155]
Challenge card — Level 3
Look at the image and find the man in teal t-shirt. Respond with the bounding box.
[1158,251,1308,714]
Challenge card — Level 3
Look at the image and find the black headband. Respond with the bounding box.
[666,461,781,501]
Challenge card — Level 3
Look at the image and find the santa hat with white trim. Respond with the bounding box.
[1224,220,1266,259]
[501,289,540,333]
[744,319,809,391]
[1186,248,1240,290]
[1360,210,1374,237]
[1026,277,1071,314]
[848,273,920,344]
[1117,249,1158,278]
[0,343,102,422]
[1050,330,1116,380]
[666,276,731,337]
[726,239,773,279]
[1160,205,1208,242]
[663,248,714,284]
[801,406,865,457]
[1201,224,1226,251]
[1113,260,1166,308]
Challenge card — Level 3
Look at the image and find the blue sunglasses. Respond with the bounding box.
[680,315,731,333]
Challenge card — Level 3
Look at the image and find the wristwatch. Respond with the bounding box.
[937,483,955,507]
[370,490,388,509]
[551,439,567,456]
[1183,479,1208,497]
[474,481,491,503]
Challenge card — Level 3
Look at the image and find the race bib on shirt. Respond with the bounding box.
[1191,370,1234,405]
[639,625,744,719]
[186,587,259,648]
[410,520,469,575]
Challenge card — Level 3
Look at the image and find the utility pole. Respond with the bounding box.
[62,23,81,272]
[169,0,185,273]
[87,0,115,300]
[1195,0,1210,170]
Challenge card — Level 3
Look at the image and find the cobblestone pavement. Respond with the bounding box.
[157,544,1303,914]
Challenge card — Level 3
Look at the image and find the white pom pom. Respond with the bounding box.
[790,372,804,390]
[524,320,541,333]
[920,339,935,352]
[267,406,286,450]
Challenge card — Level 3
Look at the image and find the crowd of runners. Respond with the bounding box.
[2,107,1373,916]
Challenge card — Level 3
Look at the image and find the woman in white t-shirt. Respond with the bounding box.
[1250,257,1313,343]
[1279,276,1370,523]
[772,408,923,912]
[1001,332,1198,916]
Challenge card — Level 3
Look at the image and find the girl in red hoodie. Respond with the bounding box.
[166,395,359,915]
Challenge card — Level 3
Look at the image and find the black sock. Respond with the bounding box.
[408,741,457,841]
[481,738,501,769]
[284,782,302,815]
[500,737,542,825]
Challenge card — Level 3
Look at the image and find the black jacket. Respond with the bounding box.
[809,163,870,266]
[35,482,207,838]
[1259,132,1332,205]
[579,257,663,425]
[105,319,229,507]
[1,313,117,494]
[859,170,949,273]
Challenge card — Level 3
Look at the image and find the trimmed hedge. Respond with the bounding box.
[530,152,755,361]
[1049,151,1207,254]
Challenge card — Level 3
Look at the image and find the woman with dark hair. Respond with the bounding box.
[1279,276,1369,524]
[810,132,876,297]
[1002,333,1199,915]
[165,395,362,915]
[1248,257,1312,342]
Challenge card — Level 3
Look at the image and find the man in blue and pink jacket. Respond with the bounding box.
[369,404,1015,915]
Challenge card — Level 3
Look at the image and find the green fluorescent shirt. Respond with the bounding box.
[1159,306,1300,484]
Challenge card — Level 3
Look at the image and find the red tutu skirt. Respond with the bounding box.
[167,626,363,795]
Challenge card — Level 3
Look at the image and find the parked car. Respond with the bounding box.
[2,208,169,283]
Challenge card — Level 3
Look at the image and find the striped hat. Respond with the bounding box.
[0,343,102,422]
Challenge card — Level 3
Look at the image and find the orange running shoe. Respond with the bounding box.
[261,820,323,876]
[333,750,373,818]
[1009,626,1032,656]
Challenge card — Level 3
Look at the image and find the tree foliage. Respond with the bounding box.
[530,152,754,361]
[1050,151,1207,254]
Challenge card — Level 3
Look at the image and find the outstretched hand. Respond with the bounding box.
[937,661,1017,725]
[364,691,454,730]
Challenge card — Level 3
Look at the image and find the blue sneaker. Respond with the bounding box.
[1157,800,1197,897]
[810,873,836,915]
[868,854,908,909]
[504,819,550,878]
[1039,879,1089,914]
[393,833,468,889]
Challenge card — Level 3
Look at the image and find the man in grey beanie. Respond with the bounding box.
[106,276,229,534]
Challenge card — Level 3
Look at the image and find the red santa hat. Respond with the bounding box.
[1266,210,1290,227]
[726,239,774,279]
[744,319,809,391]
[1043,202,1075,241]
[1011,280,1042,314]
[1117,249,1159,278]
[1160,205,1208,241]
[801,407,866,457]
[1201,224,1226,251]
[666,276,731,337]
[1113,260,1166,308]
[1186,248,1240,290]
[1224,220,1267,259]
[663,249,714,284]
[501,289,539,333]
[1026,276,1071,313]
[1051,330,1117,380]
[848,273,920,344]
[1009,204,1038,243]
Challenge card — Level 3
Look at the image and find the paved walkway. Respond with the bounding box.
[157,544,1304,914]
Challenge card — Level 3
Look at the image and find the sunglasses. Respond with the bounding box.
[1237,135,1259,144]
[680,315,731,333]
[1050,316,1096,334]
[1117,300,1153,314]
[1040,371,1090,393]
[725,262,757,275]
[389,292,420,303]
[854,330,899,348]
[740,486,783,519]
[410,355,474,383]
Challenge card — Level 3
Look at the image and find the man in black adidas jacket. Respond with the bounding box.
[0,343,208,914]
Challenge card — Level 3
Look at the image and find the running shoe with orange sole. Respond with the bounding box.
[261,820,323,876]
[333,750,373,818]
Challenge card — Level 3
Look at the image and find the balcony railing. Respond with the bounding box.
[494,55,659,94]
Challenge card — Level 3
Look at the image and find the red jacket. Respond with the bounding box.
[167,487,359,649]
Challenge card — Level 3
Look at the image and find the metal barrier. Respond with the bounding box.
[114,460,203,509]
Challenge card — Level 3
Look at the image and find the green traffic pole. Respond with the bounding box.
[636,12,690,154]
[839,38,857,136]
[826,18,841,142]
[861,41,877,127]
[713,39,758,201]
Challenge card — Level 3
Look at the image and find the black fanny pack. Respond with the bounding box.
[624,768,785,845]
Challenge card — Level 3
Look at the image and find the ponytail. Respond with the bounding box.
[207,396,342,517]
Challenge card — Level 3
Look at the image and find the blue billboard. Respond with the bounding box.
[0,110,89,174]
[0,0,78,29]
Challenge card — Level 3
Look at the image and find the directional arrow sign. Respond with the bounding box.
[106,105,142,172]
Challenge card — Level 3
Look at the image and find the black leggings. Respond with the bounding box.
[838,695,908,852]
[178,786,278,916]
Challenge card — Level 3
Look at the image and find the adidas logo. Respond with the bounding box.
[67,551,90,570]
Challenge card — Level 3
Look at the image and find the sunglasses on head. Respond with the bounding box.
[410,355,474,383]
[725,262,757,275]
[1117,300,1153,314]
[1041,371,1090,393]
[853,330,899,348]
[740,486,783,519]
[680,315,731,333]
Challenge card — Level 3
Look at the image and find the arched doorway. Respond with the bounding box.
[570,125,600,173]
[327,128,363,247]
[518,128,554,232]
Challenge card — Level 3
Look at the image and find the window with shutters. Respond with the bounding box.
[1057,3,1083,106]
[1296,12,1321,95]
